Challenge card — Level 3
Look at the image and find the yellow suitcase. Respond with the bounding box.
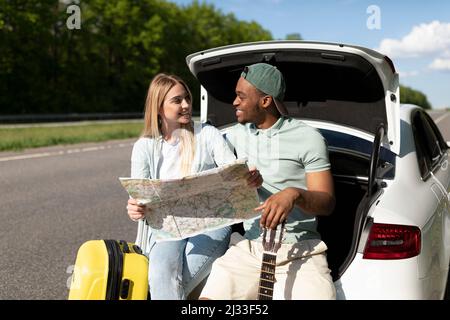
[68,239,149,300]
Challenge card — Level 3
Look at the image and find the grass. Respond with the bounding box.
[0,121,144,151]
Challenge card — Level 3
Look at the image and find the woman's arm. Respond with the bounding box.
[127,139,151,221]
[131,139,151,179]
[208,125,237,167]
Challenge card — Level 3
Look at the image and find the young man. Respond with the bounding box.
[199,63,337,300]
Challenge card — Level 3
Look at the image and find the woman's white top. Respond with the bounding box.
[131,122,236,250]
[131,122,236,179]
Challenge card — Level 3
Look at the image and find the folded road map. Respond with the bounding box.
[119,159,260,240]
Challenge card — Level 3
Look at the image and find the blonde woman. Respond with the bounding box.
[126,73,261,300]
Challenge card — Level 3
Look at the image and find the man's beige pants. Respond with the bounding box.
[200,232,336,300]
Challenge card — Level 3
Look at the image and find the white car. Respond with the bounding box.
[186,41,450,299]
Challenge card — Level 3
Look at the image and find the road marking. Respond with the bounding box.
[434,112,450,124]
[0,151,61,162]
[0,142,134,162]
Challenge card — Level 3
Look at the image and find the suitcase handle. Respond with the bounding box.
[118,240,130,253]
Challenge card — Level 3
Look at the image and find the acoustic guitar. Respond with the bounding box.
[257,221,286,300]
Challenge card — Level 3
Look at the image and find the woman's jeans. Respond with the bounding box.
[147,226,231,300]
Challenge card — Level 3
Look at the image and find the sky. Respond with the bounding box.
[171,0,450,109]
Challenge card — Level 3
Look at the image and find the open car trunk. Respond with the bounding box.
[187,41,401,154]
[186,41,399,282]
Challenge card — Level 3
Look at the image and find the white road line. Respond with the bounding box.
[0,142,134,162]
[434,112,450,124]
[81,146,105,152]
[0,151,62,162]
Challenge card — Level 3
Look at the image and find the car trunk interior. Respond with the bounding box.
[196,48,387,137]
[315,129,394,281]
[317,154,369,281]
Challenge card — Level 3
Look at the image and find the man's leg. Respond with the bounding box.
[200,232,261,300]
[273,240,336,300]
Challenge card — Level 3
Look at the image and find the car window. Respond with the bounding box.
[411,110,444,179]
[422,111,449,154]
[421,113,442,163]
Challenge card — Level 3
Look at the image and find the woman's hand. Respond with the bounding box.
[246,167,263,188]
[127,198,147,221]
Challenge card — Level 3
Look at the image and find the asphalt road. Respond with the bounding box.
[0,110,448,300]
[0,139,137,299]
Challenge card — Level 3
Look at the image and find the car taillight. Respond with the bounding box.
[363,223,421,259]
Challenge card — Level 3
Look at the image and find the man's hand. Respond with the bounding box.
[255,170,336,229]
[246,167,263,188]
[255,187,300,229]
[127,198,147,221]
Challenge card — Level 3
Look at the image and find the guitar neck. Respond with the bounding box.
[257,252,277,300]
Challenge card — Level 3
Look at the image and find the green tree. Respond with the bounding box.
[400,85,432,109]
[177,1,272,109]
[66,0,171,113]
[0,0,273,116]
[0,0,67,114]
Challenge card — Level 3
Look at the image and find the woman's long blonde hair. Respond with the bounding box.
[142,73,195,176]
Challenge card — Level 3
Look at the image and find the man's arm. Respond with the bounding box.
[256,170,335,229]
[293,170,335,216]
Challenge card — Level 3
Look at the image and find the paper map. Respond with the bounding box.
[119,159,260,240]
